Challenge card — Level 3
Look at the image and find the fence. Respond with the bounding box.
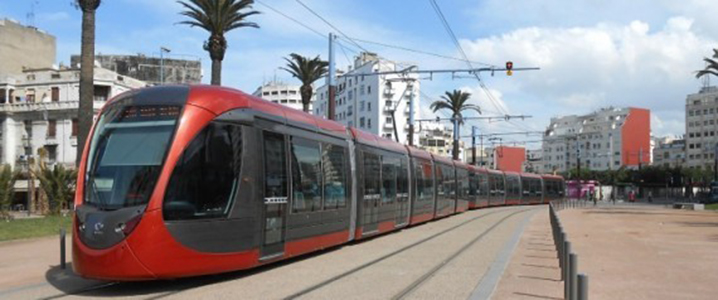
[550,199,589,300]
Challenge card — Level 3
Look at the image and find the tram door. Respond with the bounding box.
[261,132,288,259]
[362,152,381,234]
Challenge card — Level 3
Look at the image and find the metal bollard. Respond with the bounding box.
[578,273,588,300]
[570,253,578,300]
[60,228,66,270]
[562,241,570,281]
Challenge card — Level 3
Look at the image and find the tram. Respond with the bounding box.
[72,85,565,280]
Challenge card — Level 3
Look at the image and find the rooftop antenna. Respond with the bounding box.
[26,0,38,27]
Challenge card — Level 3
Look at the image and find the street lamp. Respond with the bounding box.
[159,47,171,84]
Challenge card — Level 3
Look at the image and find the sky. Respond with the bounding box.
[2,0,717,148]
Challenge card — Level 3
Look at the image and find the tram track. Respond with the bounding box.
[391,208,535,300]
[284,206,529,300]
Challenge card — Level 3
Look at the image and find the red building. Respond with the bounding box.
[494,146,526,173]
[621,108,651,167]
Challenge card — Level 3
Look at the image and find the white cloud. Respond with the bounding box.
[459,17,718,138]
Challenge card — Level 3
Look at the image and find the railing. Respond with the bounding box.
[550,199,589,300]
[0,100,106,112]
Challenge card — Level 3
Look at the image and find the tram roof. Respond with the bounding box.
[406,146,433,160]
[183,85,351,138]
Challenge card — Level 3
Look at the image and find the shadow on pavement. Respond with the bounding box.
[671,221,718,228]
[44,245,345,298]
[513,291,563,300]
[517,275,561,282]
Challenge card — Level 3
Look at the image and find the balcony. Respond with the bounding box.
[383,88,395,96]
[0,100,106,113]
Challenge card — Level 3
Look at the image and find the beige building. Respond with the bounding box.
[685,86,718,170]
[417,123,464,160]
[0,19,56,79]
[652,137,685,168]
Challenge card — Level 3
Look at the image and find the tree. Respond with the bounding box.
[0,165,17,220]
[281,53,328,112]
[76,0,101,166]
[696,49,718,79]
[178,0,260,85]
[34,165,77,215]
[430,89,481,160]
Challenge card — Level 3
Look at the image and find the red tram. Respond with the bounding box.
[72,85,565,280]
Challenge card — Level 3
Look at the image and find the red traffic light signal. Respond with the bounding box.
[506,61,513,70]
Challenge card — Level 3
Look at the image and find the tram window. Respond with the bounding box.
[322,143,347,209]
[423,163,434,201]
[442,165,455,196]
[163,123,241,220]
[264,132,288,198]
[456,168,473,199]
[381,156,398,204]
[469,172,478,196]
[397,158,409,196]
[364,152,381,197]
[291,137,322,213]
[478,172,489,197]
[435,166,444,196]
[414,164,424,200]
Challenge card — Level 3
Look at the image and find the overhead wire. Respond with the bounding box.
[337,36,496,67]
[294,0,370,53]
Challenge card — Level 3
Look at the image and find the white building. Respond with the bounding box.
[0,66,146,168]
[525,148,543,173]
[314,52,420,143]
[417,123,464,160]
[685,86,718,170]
[252,80,309,111]
[542,107,651,173]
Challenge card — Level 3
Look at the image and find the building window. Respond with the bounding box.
[368,86,371,94]
[51,87,59,102]
[360,101,365,111]
[360,117,365,127]
[47,120,56,137]
[368,118,372,129]
[367,102,371,111]
[72,119,78,137]
[46,145,57,162]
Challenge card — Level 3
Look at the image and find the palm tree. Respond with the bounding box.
[0,165,17,220]
[696,49,718,79]
[430,89,481,160]
[281,53,329,112]
[76,0,101,166]
[178,0,260,85]
[34,165,78,215]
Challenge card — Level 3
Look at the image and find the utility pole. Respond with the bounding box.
[408,83,415,146]
[471,126,477,165]
[714,143,718,182]
[327,33,337,120]
[160,47,171,84]
[480,135,484,167]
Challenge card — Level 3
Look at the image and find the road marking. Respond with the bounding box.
[469,209,537,300]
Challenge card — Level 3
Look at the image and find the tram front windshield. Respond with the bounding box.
[84,104,181,210]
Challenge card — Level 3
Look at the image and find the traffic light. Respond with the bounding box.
[506,61,513,76]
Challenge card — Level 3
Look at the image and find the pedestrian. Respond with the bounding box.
[593,190,598,206]
[648,191,653,203]
[629,190,635,203]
